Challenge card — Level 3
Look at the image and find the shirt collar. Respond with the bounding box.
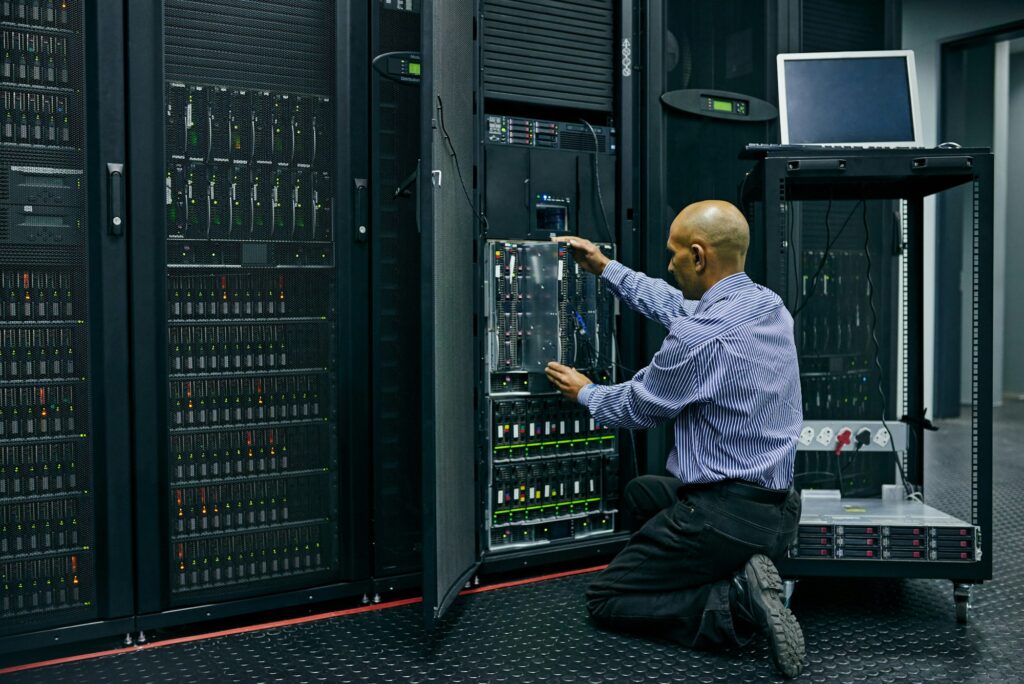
[694,272,753,314]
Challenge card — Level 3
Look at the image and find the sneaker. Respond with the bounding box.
[732,554,805,678]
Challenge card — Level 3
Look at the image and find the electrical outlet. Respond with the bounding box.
[816,426,834,446]
[799,426,815,446]
[873,427,891,447]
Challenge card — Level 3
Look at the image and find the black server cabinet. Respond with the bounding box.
[423,0,638,624]
[0,0,134,655]
[369,0,423,585]
[128,0,370,630]
[474,0,636,574]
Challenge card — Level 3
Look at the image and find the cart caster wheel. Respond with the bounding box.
[954,583,972,624]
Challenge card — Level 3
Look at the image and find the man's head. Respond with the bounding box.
[667,200,750,299]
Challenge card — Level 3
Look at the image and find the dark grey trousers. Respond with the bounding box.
[586,475,801,649]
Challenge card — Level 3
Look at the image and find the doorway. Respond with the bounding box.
[936,21,1024,416]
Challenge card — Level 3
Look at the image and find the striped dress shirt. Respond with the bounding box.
[577,261,802,489]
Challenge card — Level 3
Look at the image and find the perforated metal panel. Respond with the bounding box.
[165,0,333,94]
[800,0,887,53]
[481,0,614,112]
[422,0,478,625]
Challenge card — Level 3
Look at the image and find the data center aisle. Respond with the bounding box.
[5,403,1024,683]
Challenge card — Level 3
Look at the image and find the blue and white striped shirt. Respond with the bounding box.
[578,261,802,489]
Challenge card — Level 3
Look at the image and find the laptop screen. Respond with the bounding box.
[778,51,921,146]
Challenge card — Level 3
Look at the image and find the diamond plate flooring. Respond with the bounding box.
[6,402,1024,683]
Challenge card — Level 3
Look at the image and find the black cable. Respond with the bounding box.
[435,95,488,231]
[862,199,915,498]
[788,200,799,311]
[834,451,847,497]
[570,123,638,477]
[569,302,640,478]
[579,119,615,244]
[792,199,864,319]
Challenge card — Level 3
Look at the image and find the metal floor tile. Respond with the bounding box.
[7,403,1024,683]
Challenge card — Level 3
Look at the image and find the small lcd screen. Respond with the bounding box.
[536,204,568,233]
[713,99,733,113]
[783,57,915,144]
[408,62,421,76]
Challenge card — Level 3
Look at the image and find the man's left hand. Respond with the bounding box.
[545,362,592,402]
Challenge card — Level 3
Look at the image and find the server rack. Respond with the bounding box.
[474,0,637,574]
[0,0,134,656]
[740,147,993,620]
[421,0,639,623]
[128,0,371,632]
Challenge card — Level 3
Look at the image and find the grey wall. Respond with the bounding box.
[902,0,1024,411]
[1005,47,1024,397]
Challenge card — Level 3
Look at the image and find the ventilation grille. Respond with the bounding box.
[0,244,76,265]
[559,131,607,153]
[801,0,886,52]
[165,0,334,95]
[482,0,614,112]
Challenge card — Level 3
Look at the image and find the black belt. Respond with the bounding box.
[685,480,790,505]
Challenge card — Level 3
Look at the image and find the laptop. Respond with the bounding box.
[775,50,923,147]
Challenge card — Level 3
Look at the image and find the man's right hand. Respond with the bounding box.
[553,236,611,276]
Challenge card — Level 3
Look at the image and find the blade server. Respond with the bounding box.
[484,241,619,551]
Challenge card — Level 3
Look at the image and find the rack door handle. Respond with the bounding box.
[107,162,125,237]
[354,178,368,242]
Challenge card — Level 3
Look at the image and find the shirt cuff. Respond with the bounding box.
[577,383,597,407]
[600,260,630,288]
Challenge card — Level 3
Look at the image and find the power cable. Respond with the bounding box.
[862,199,917,499]
[435,95,488,231]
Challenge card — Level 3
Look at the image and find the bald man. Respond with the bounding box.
[545,201,805,678]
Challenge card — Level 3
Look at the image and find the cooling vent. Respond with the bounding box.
[482,0,614,112]
[165,0,334,95]
[801,0,886,52]
[559,131,606,153]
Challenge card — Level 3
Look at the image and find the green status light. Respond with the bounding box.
[408,62,421,76]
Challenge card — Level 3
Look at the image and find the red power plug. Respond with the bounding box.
[834,427,852,456]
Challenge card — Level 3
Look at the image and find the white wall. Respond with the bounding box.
[1005,46,1024,397]
[902,0,1024,412]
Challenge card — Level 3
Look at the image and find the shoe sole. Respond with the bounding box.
[745,555,805,679]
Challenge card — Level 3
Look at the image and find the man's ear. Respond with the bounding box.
[691,244,706,273]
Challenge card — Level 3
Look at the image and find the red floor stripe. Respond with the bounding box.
[0,565,605,676]
[460,564,606,595]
